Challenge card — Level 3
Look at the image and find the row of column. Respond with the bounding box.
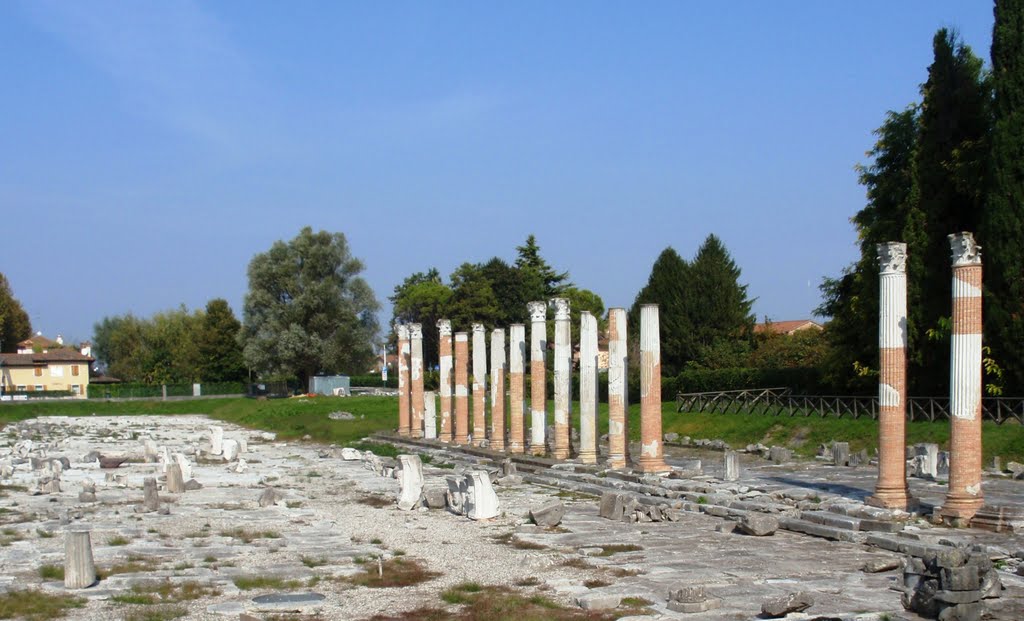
[869,232,985,524]
[396,301,669,472]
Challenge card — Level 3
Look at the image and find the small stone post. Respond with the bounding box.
[471,323,488,445]
[638,304,669,473]
[396,324,411,437]
[528,301,548,456]
[143,476,159,511]
[64,529,96,589]
[607,308,629,469]
[454,332,470,445]
[724,451,740,481]
[490,328,507,451]
[551,298,572,460]
[423,391,437,440]
[940,232,985,525]
[578,311,599,464]
[868,242,913,510]
[437,319,454,442]
[508,324,526,453]
[166,463,185,494]
[409,323,425,438]
[209,425,224,456]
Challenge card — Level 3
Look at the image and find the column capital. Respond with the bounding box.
[408,323,423,339]
[437,319,452,336]
[527,301,547,322]
[396,324,410,340]
[550,297,570,321]
[877,242,907,274]
[471,323,486,335]
[949,232,981,266]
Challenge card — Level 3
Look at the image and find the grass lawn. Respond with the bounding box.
[2,394,1022,462]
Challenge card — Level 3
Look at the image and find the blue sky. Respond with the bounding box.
[1,2,996,344]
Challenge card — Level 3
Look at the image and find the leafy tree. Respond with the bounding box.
[92,314,149,382]
[913,28,991,394]
[630,247,693,375]
[446,262,501,331]
[749,328,830,370]
[514,234,570,298]
[389,269,452,365]
[0,273,31,353]
[687,234,755,366]
[981,0,1024,394]
[197,299,247,382]
[240,227,380,387]
[563,286,605,334]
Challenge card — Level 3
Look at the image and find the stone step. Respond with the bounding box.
[801,510,861,531]
[777,517,865,543]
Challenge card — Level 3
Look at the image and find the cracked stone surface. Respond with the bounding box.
[0,414,1022,620]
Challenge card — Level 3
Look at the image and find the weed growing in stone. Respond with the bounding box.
[346,557,439,588]
[0,590,85,620]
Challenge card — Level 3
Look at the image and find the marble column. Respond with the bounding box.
[409,323,425,439]
[490,328,507,451]
[607,308,629,469]
[528,301,548,456]
[508,324,526,453]
[437,319,454,442]
[454,332,470,445]
[578,311,599,464]
[867,242,913,510]
[637,304,669,473]
[551,298,572,460]
[471,323,488,446]
[396,324,411,437]
[940,232,985,525]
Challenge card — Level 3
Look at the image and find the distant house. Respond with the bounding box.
[753,319,824,336]
[368,354,397,374]
[1,335,95,398]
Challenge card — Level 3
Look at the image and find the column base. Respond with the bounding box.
[398,430,410,437]
[411,431,423,439]
[552,448,571,460]
[577,451,598,465]
[529,446,547,456]
[865,490,917,512]
[453,436,468,445]
[606,457,627,470]
[507,442,523,454]
[939,495,985,525]
[636,459,671,474]
[491,441,506,452]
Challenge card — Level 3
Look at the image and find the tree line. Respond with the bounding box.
[819,2,1024,396]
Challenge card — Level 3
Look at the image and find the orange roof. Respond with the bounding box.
[754,319,823,335]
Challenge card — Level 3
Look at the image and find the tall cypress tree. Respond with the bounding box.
[913,29,991,395]
[981,0,1024,394]
[630,247,692,375]
[687,235,755,361]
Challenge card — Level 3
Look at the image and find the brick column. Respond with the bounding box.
[607,308,629,469]
[437,319,453,442]
[867,243,913,510]
[471,323,488,446]
[551,298,572,460]
[528,301,548,456]
[940,232,985,525]
[637,304,669,473]
[453,332,470,445]
[409,323,425,439]
[396,324,411,437]
[490,328,507,451]
[508,324,526,453]
[578,311,599,464]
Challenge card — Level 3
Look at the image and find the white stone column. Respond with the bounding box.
[940,232,985,525]
[490,328,507,451]
[423,391,437,440]
[508,324,526,453]
[607,308,629,469]
[437,319,453,442]
[551,298,572,460]
[528,302,548,456]
[209,426,224,456]
[409,323,425,438]
[868,242,913,510]
[471,323,488,446]
[396,324,411,436]
[397,455,424,511]
[64,529,96,589]
[578,311,599,464]
[638,304,669,473]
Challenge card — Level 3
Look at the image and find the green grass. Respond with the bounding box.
[0,590,85,620]
[3,394,1022,462]
[38,564,64,580]
[233,576,303,590]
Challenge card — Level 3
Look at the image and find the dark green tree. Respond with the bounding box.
[630,247,693,375]
[240,227,380,387]
[514,234,570,298]
[0,273,31,353]
[686,234,755,367]
[913,28,992,394]
[389,269,452,365]
[197,299,247,382]
[981,0,1024,394]
[92,314,149,382]
[446,262,501,332]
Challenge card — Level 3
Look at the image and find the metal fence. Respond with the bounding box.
[676,387,1024,425]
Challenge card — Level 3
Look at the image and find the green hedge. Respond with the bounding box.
[672,367,824,395]
[87,382,245,399]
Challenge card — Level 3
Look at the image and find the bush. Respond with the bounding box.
[672,367,825,395]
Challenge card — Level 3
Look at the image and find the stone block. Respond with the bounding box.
[724,450,740,481]
[397,455,424,511]
[937,602,983,621]
[423,487,447,509]
[598,492,625,520]
[768,446,792,463]
[941,566,981,591]
[529,500,565,528]
[833,442,850,467]
[736,513,778,536]
[340,448,362,460]
[761,591,814,618]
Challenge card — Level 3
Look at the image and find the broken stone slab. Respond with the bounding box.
[173,453,193,481]
[142,477,159,511]
[340,448,362,460]
[599,492,625,521]
[258,488,284,507]
[209,426,224,456]
[166,463,185,494]
[736,513,778,536]
[863,558,901,573]
[495,475,523,486]
[576,593,621,610]
[222,439,240,462]
[761,591,814,617]
[251,592,326,612]
[183,479,203,491]
[465,471,499,520]
[397,455,424,511]
[768,446,792,463]
[445,475,467,515]
[529,500,565,528]
[422,487,447,509]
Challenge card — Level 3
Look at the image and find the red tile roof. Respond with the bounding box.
[753,319,824,335]
[0,351,94,366]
